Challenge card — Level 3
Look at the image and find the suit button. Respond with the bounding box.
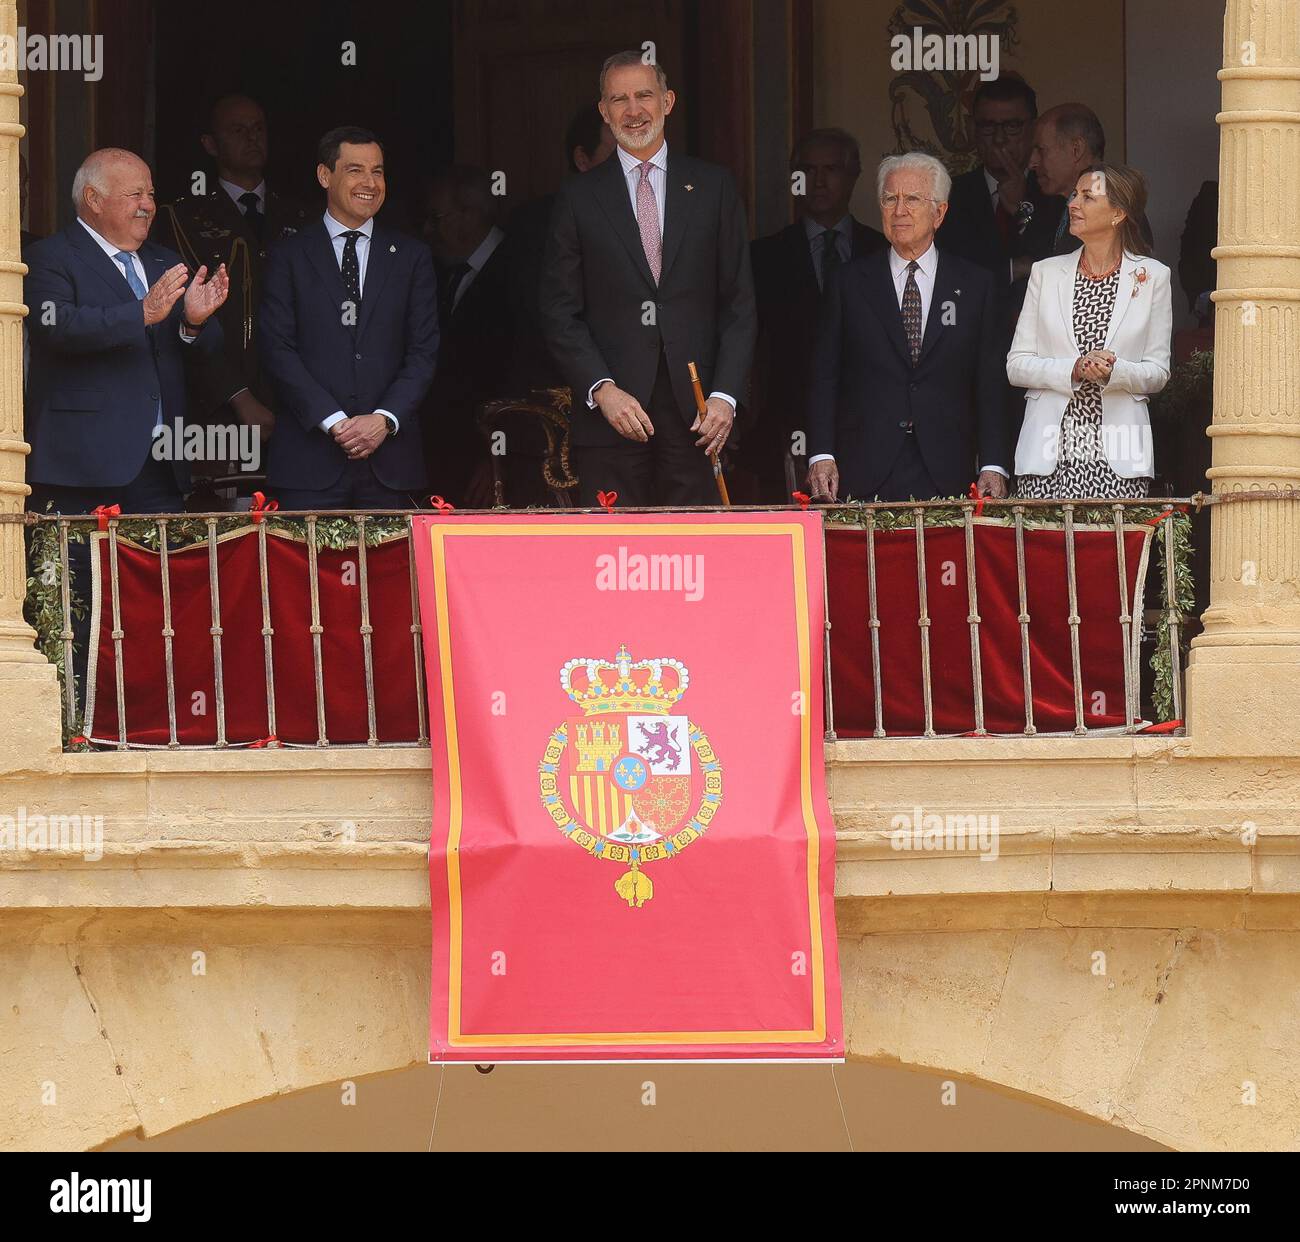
[909,382,918,391]
[898,420,909,429]
[150,393,159,401]
[355,353,362,360]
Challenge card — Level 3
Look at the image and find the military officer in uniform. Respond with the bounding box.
[158,94,309,457]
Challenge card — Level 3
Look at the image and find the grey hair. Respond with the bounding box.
[71,148,142,213]
[875,152,952,205]
[599,50,669,98]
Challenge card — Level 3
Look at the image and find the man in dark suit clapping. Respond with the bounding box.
[807,153,1009,503]
[258,126,438,510]
[745,128,887,501]
[541,51,756,507]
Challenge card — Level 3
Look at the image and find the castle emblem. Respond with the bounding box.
[538,645,723,908]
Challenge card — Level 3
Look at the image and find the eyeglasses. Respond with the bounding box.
[879,193,935,212]
[975,120,1028,138]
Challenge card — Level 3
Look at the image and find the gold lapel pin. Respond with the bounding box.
[685,184,694,191]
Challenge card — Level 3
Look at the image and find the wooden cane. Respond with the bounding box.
[687,361,731,506]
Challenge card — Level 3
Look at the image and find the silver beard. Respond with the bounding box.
[617,116,663,151]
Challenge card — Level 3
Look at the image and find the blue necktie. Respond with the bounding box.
[114,250,146,299]
[115,251,162,431]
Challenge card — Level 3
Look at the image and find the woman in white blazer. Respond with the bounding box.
[1007,163,1171,498]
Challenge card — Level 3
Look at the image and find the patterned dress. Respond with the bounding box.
[1015,265,1150,500]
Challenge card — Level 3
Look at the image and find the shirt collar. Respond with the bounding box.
[465,225,505,274]
[221,178,266,208]
[888,242,937,281]
[323,211,374,241]
[77,216,134,260]
[803,214,853,244]
[983,168,998,198]
[617,139,669,177]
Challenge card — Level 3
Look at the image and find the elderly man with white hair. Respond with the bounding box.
[24,146,228,516]
[24,147,227,711]
[806,151,1010,502]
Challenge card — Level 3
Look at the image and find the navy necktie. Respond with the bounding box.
[340,230,362,309]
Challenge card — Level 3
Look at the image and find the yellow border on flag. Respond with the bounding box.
[427,521,827,1047]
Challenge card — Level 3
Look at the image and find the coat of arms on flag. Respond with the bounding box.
[539,645,722,907]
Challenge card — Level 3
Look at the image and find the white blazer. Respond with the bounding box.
[1007,251,1172,478]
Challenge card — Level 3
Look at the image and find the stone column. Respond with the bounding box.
[1186,0,1300,751]
[0,0,61,761]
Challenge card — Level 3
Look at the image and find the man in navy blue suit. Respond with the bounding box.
[807,153,1010,503]
[258,126,439,510]
[25,147,229,515]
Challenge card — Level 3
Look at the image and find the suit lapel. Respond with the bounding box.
[1058,252,1077,339]
[357,226,395,340]
[863,250,912,368]
[68,222,140,301]
[1104,253,1138,348]
[592,154,656,291]
[659,150,692,282]
[916,249,954,367]
[304,218,351,318]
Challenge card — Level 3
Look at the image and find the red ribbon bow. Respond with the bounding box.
[249,734,281,749]
[1144,505,1188,527]
[967,483,986,518]
[429,495,456,513]
[250,491,279,523]
[596,490,618,513]
[791,491,811,510]
[92,504,120,532]
[68,735,90,746]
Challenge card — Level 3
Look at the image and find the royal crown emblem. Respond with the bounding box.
[538,645,723,908]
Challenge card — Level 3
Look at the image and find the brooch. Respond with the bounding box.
[1131,266,1148,299]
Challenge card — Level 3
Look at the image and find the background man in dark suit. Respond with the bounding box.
[541,50,756,507]
[419,163,512,505]
[25,148,228,514]
[807,153,1009,503]
[1028,103,1106,256]
[744,127,887,502]
[159,94,311,444]
[940,78,1061,311]
[258,126,439,510]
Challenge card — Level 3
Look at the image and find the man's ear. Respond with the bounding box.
[316,163,331,191]
[597,100,611,128]
[662,89,677,117]
[200,134,218,162]
[933,200,949,230]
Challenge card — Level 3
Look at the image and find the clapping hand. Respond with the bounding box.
[142,263,189,326]
[182,264,230,327]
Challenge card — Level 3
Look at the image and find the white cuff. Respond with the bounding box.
[808,453,835,466]
[707,391,737,415]
[981,465,1008,477]
[587,378,614,409]
[321,411,347,432]
[375,408,399,433]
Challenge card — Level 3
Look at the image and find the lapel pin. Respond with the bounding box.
[389,244,397,253]
[685,184,693,191]
[955,288,961,296]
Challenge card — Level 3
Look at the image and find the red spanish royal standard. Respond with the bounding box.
[413,511,842,1061]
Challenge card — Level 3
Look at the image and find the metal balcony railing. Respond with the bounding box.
[19,499,1198,750]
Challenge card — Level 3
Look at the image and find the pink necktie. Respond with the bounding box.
[637,160,662,284]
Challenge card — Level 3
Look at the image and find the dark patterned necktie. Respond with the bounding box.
[340,230,362,310]
[902,259,923,364]
[239,191,264,244]
[819,228,842,290]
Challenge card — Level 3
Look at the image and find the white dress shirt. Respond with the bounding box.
[318,212,397,435]
[220,178,266,216]
[804,214,853,291]
[587,140,736,416]
[810,241,1005,476]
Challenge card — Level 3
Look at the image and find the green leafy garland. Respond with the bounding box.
[822,502,1194,723]
[24,507,1193,740]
